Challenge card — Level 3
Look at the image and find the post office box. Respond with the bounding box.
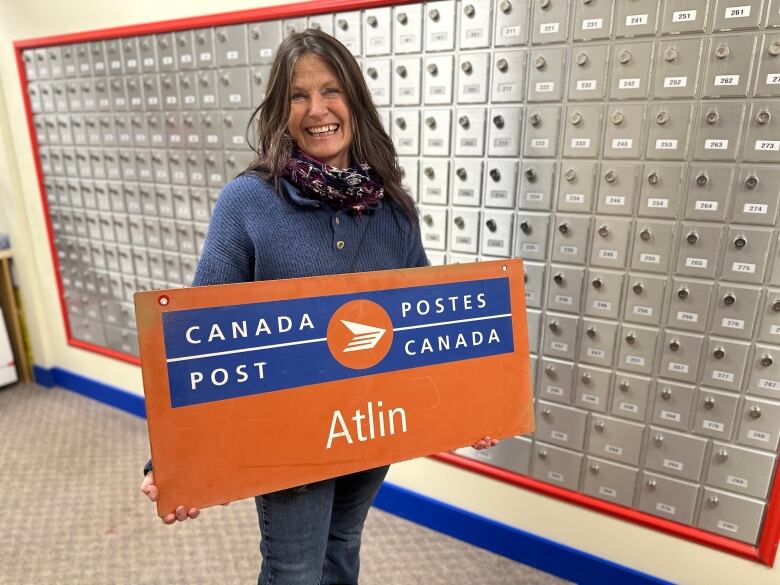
[743,101,780,162]
[180,113,201,149]
[104,245,120,274]
[519,261,545,311]
[161,252,181,285]
[124,76,145,112]
[225,151,254,180]
[392,110,420,155]
[139,75,162,111]
[33,49,51,81]
[116,244,134,275]
[563,104,603,158]
[646,102,694,160]
[638,163,685,219]
[41,84,57,114]
[419,206,447,250]
[491,49,526,103]
[693,382,739,441]
[425,1,456,52]
[152,34,174,73]
[421,109,452,156]
[707,442,776,500]
[362,59,391,107]
[396,158,419,203]
[244,21,281,66]
[519,160,555,210]
[536,401,588,450]
[538,356,574,403]
[710,283,761,340]
[583,456,638,507]
[583,270,622,321]
[112,214,131,245]
[618,324,659,375]
[394,57,423,105]
[449,209,481,254]
[713,0,764,30]
[724,227,773,284]
[156,220,177,253]
[667,278,714,333]
[580,319,618,368]
[142,217,162,250]
[547,265,585,314]
[492,0,529,45]
[487,106,522,157]
[159,74,180,110]
[701,337,749,392]
[205,152,226,188]
[532,442,583,491]
[61,45,79,78]
[481,211,513,257]
[179,222,199,255]
[186,30,213,70]
[197,71,219,110]
[737,397,780,451]
[611,374,652,422]
[90,41,107,77]
[419,159,450,205]
[551,214,591,265]
[223,110,253,151]
[645,426,708,482]
[748,343,780,398]
[701,488,767,545]
[23,49,40,81]
[681,168,732,223]
[590,217,632,269]
[609,41,654,100]
[758,292,780,344]
[218,67,251,110]
[660,0,711,34]
[135,36,157,73]
[282,17,308,37]
[423,54,455,105]
[28,85,42,116]
[484,159,518,208]
[693,101,746,161]
[639,471,699,524]
[100,116,117,147]
[597,163,639,216]
[543,313,579,360]
[456,52,489,104]
[565,43,609,102]
[74,43,91,77]
[675,223,724,279]
[250,65,272,107]
[524,310,541,357]
[53,82,69,113]
[729,167,779,226]
[95,182,112,211]
[150,150,169,184]
[703,35,758,98]
[454,108,486,156]
[528,47,566,102]
[393,3,423,53]
[754,33,780,96]
[214,25,248,67]
[459,1,492,50]
[451,160,482,206]
[658,331,703,383]
[523,105,560,158]
[631,220,676,274]
[575,365,612,413]
[56,115,72,145]
[201,112,224,149]
[514,213,549,261]
[456,435,532,474]
[554,162,596,214]
[129,114,147,148]
[161,113,182,150]
[604,104,646,159]
[573,0,614,41]
[652,381,696,430]
[589,415,646,466]
[532,0,571,44]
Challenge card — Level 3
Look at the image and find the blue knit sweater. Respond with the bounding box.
[192,173,429,287]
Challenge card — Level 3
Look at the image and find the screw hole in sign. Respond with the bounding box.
[158,295,170,306]
[502,265,507,271]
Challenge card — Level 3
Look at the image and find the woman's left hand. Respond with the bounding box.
[471,436,499,450]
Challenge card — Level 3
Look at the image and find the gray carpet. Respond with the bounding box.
[0,383,570,584]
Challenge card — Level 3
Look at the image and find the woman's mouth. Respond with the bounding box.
[307,124,339,136]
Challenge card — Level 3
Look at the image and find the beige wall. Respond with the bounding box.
[1,1,777,583]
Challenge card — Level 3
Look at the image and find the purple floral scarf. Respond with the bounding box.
[282,149,384,214]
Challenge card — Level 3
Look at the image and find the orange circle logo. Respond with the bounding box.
[326,299,394,369]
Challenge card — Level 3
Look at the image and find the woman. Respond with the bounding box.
[141,29,497,584]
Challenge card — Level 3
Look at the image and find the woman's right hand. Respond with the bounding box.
[140,471,200,524]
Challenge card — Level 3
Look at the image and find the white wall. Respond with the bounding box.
[0,1,777,583]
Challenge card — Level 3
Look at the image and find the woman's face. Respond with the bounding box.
[287,54,353,169]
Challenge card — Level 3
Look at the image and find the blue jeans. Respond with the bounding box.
[255,465,389,585]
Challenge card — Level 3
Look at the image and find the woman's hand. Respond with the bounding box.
[471,436,499,450]
[140,471,201,524]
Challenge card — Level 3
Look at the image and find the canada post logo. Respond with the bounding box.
[162,278,514,408]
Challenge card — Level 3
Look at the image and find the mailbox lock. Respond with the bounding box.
[458,115,470,129]
[564,168,577,182]
[461,61,473,74]
[745,175,759,189]
[493,115,505,129]
[399,168,406,179]
[604,169,617,183]
[669,339,680,352]
[619,380,630,392]
[582,373,592,385]
[545,364,556,376]
[530,113,542,127]
[367,15,378,27]
[772,299,780,312]
[655,111,669,125]
[723,293,736,305]
[714,347,726,359]
[598,224,609,237]
[618,50,631,64]
[653,434,664,447]
[542,408,552,418]
[486,219,497,232]
[661,388,672,401]
[592,277,603,289]
[760,354,774,366]
[664,47,678,62]
[425,116,437,129]
[647,172,659,185]
[553,272,565,285]
[716,450,729,463]
[336,18,349,31]
[423,167,435,179]
[500,0,512,14]
[464,4,475,17]
[586,327,597,339]
[569,112,583,126]
[639,228,652,241]
[625,332,637,345]
[594,420,605,432]
[576,52,588,66]
[548,320,560,332]
[525,168,537,181]
[704,396,716,410]
[749,405,762,419]
[540,0,551,8]
[558,222,570,234]
[632,282,644,294]
[428,8,440,21]
[520,221,531,234]
[696,173,708,186]
[611,112,625,125]
[714,44,730,59]
[456,167,467,180]
[427,63,439,76]
[769,42,780,57]
[397,12,408,24]
[677,287,689,299]
[686,232,698,245]
[589,463,599,474]
[396,65,407,78]
[454,216,465,229]
[733,235,747,249]
[706,496,719,508]
[367,67,378,79]
[394,117,407,130]
[422,214,433,227]
[489,168,501,181]
[497,58,509,73]
[538,449,548,459]
[534,56,547,70]
[646,479,657,491]
[705,111,719,124]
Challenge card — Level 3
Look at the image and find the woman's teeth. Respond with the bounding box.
[307,124,338,136]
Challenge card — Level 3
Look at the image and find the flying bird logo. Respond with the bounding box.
[340,320,387,352]
[327,300,394,369]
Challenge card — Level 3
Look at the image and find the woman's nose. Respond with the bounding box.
[307,94,328,117]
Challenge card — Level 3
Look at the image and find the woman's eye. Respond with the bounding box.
[291,93,306,101]
[324,87,341,96]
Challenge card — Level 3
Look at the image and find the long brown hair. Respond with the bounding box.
[245,29,417,226]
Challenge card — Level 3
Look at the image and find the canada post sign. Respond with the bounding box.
[164,278,513,408]
[136,260,533,514]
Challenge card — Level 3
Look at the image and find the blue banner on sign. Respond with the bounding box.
[163,278,514,408]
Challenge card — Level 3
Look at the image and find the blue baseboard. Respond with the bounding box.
[34,364,667,585]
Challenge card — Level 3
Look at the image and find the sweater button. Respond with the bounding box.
[335,217,340,225]
[336,240,345,250]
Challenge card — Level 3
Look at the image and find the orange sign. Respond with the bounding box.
[135,259,534,517]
